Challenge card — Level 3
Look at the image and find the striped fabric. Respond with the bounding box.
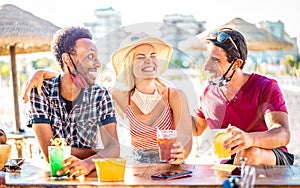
[272,148,294,165]
[126,89,175,150]
[223,148,294,165]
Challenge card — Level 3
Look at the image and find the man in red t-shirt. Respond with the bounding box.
[194,28,293,165]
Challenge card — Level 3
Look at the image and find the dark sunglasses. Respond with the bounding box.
[209,31,240,55]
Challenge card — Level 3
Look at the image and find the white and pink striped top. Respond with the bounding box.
[126,88,175,150]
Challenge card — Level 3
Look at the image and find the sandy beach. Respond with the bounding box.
[278,76,300,164]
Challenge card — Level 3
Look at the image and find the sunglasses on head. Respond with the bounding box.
[209,31,240,55]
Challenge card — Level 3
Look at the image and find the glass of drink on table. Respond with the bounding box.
[93,158,126,182]
[157,129,177,163]
[48,138,71,177]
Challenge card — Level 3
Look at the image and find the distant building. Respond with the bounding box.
[258,20,299,61]
[84,7,123,64]
[84,7,121,40]
[162,14,205,45]
[161,14,206,68]
[249,20,299,64]
[84,10,207,68]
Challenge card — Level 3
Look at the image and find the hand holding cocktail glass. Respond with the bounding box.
[157,129,186,164]
[212,125,248,162]
[48,138,88,179]
[222,125,252,159]
[213,131,231,159]
[48,138,71,177]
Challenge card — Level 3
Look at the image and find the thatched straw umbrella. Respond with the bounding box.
[179,18,294,52]
[0,4,59,133]
[197,18,294,51]
[178,35,206,51]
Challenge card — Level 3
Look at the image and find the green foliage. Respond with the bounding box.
[32,57,55,69]
[285,55,296,68]
[0,56,57,87]
[284,55,300,77]
[285,55,300,69]
[0,61,11,86]
[0,62,10,78]
[170,57,184,68]
[295,54,300,69]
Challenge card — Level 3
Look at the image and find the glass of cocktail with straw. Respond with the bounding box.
[48,138,71,177]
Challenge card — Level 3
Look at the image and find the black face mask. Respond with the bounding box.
[67,54,89,88]
[208,61,236,87]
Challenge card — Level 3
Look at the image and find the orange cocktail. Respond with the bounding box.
[157,130,177,163]
[93,158,126,182]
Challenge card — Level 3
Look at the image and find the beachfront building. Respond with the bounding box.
[247,20,299,75]
[161,14,206,68]
[260,20,298,55]
[163,14,205,36]
[84,7,123,63]
[84,7,121,40]
[254,20,299,62]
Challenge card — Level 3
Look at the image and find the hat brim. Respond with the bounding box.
[111,37,173,77]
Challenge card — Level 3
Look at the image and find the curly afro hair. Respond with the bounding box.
[51,26,92,69]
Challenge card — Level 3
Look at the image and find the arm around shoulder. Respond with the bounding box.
[22,69,59,103]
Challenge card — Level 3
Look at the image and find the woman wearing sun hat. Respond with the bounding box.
[21,33,193,164]
[110,33,193,164]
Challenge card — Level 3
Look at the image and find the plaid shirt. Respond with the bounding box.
[26,75,116,148]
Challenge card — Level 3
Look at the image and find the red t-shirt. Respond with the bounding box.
[198,73,288,151]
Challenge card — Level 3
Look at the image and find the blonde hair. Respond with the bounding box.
[115,43,167,91]
[111,35,172,91]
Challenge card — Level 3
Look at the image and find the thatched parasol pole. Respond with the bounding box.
[0,4,60,134]
[9,44,20,134]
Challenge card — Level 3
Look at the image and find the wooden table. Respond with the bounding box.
[2,160,300,187]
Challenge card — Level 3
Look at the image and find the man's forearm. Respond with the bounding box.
[40,69,59,79]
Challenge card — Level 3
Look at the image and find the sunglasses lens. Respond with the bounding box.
[210,31,218,39]
[217,32,229,43]
[209,31,240,58]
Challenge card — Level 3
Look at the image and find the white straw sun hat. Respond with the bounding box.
[111,33,173,91]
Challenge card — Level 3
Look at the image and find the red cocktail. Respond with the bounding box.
[157,130,177,163]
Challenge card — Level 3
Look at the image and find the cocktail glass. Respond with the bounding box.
[48,145,71,177]
[157,129,177,163]
[213,130,231,159]
[93,158,126,182]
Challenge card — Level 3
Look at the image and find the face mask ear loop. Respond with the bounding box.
[67,53,78,76]
[219,60,236,85]
[222,61,235,79]
[225,70,236,82]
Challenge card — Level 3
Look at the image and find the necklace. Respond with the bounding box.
[131,88,162,115]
